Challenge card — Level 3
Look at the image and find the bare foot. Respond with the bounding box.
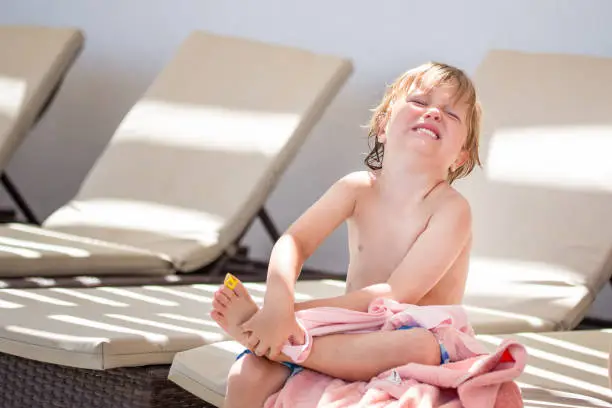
[210,274,258,346]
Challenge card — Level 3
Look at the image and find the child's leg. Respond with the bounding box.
[293,327,442,382]
[224,352,291,408]
[211,276,442,383]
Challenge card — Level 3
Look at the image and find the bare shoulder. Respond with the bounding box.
[284,171,374,257]
[434,186,472,228]
[331,171,374,199]
[337,170,375,188]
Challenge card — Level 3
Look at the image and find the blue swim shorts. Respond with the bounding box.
[235,324,449,378]
[236,348,304,377]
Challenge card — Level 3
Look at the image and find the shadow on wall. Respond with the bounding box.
[457,50,612,292]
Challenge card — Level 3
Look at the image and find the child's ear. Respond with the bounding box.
[453,150,469,170]
[377,129,387,144]
[377,110,391,144]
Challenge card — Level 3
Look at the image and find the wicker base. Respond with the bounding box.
[0,353,213,408]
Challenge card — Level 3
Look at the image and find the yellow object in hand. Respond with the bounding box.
[224,273,239,290]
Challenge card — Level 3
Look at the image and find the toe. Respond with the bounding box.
[214,291,231,306]
[220,286,236,299]
[232,280,250,299]
[212,298,226,311]
[210,310,228,328]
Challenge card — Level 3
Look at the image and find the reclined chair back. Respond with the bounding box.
[44,31,353,272]
[462,50,612,330]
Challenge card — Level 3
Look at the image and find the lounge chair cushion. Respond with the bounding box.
[43,30,353,272]
[463,260,592,334]
[169,330,612,407]
[0,276,590,370]
[0,25,84,171]
[466,49,612,296]
[477,330,612,405]
[0,280,339,370]
[0,223,172,277]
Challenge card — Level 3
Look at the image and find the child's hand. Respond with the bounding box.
[240,306,304,359]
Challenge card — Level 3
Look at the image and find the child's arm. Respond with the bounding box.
[295,195,472,312]
[241,173,361,358]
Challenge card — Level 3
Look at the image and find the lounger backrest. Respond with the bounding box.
[44,31,352,272]
[462,50,612,294]
[0,25,84,170]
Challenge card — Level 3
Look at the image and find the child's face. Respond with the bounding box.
[380,82,469,172]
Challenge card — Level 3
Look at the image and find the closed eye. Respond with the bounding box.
[446,110,460,121]
[409,98,427,106]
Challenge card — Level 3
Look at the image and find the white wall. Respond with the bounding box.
[0,0,610,319]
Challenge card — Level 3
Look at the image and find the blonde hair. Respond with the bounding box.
[365,62,482,184]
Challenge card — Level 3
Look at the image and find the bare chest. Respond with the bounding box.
[346,200,431,289]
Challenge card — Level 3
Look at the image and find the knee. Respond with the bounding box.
[227,354,268,391]
[396,328,441,366]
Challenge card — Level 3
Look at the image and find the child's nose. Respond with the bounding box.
[424,109,441,121]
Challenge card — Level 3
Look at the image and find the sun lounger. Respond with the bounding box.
[458,49,612,334]
[169,329,612,407]
[0,280,346,407]
[0,25,84,224]
[0,30,352,280]
[0,29,352,407]
[0,275,606,407]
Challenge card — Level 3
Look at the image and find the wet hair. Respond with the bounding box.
[364,62,482,184]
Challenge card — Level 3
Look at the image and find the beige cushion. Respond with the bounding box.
[0,277,604,405]
[0,223,171,277]
[453,49,612,335]
[464,50,612,295]
[463,261,592,334]
[0,279,336,369]
[481,330,612,406]
[169,330,612,407]
[169,341,240,407]
[608,341,612,388]
[43,30,353,273]
[0,273,584,371]
[0,25,83,170]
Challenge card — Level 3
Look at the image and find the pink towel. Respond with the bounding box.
[265,298,525,408]
[283,298,488,363]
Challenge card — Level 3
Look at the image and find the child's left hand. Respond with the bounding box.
[241,306,304,359]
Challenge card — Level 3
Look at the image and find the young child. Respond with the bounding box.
[211,61,482,408]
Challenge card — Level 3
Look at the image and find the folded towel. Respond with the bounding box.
[266,298,525,408]
[284,298,487,364]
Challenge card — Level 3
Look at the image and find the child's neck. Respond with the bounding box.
[376,162,447,204]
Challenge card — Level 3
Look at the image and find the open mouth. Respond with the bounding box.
[413,125,441,140]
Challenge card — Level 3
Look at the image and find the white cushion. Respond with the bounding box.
[0,280,340,369]
[463,260,592,333]
[169,330,612,407]
[0,276,587,371]
[169,340,242,408]
[480,330,612,405]
[44,30,353,272]
[0,25,83,171]
[0,223,171,277]
[464,50,612,296]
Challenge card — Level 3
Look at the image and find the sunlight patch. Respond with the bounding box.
[486,126,612,192]
[0,76,26,117]
[117,99,300,156]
